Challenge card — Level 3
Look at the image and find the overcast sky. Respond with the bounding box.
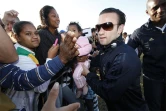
[0,0,149,34]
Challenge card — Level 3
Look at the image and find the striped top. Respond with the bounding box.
[5,43,51,111]
[0,56,64,91]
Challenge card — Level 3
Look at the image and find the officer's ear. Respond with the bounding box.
[117,24,124,36]
[146,10,149,15]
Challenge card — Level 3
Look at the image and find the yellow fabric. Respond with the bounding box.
[28,54,39,65]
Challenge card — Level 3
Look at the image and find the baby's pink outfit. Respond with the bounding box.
[73,36,92,97]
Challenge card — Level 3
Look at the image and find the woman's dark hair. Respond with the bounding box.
[67,22,82,32]
[37,25,42,30]
[12,21,33,36]
[39,5,55,27]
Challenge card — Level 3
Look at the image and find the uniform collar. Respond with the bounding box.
[100,36,124,53]
[146,19,166,31]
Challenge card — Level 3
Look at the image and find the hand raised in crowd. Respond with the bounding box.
[2,10,19,25]
[48,44,59,58]
[41,82,80,111]
[59,31,79,64]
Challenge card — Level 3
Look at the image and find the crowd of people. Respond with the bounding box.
[0,0,166,111]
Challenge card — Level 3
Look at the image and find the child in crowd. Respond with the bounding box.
[5,21,57,111]
[67,22,92,98]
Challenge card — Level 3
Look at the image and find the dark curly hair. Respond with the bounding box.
[39,5,55,28]
[67,22,82,32]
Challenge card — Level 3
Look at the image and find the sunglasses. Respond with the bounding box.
[95,22,119,32]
